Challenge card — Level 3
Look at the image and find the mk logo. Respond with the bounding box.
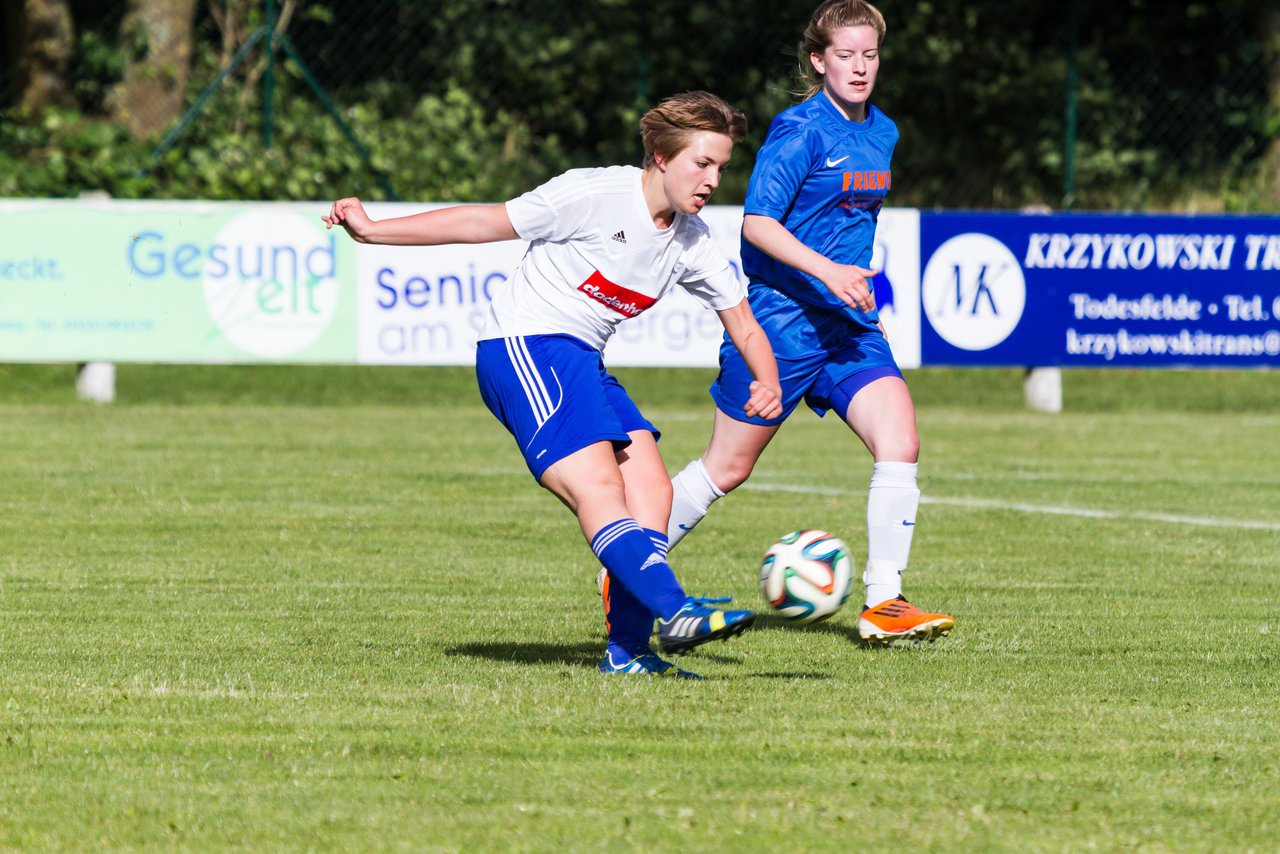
[610,230,627,244]
[920,233,1026,351]
[938,262,1007,318]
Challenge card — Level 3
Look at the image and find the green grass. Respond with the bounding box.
[2,364,1278,851]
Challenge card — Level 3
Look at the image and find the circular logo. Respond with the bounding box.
[922,233,1025,351]
[203,211,339,358]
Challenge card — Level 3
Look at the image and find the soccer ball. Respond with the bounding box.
[759,530,854,624]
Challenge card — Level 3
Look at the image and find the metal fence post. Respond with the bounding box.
[1063,0,1080,210]
[264,0,277,149]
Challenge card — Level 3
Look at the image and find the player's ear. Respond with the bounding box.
[809,51,825,77]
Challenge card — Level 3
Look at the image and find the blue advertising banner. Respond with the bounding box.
[919,212,1280,367]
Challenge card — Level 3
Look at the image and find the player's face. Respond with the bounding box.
[657,131,734,216]
[810,24,880,121]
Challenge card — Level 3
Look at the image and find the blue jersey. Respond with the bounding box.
[741,96,898,349]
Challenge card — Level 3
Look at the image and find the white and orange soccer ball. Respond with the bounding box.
[759,530,854,624]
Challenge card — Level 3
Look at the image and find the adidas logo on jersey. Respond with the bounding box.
[610,230,627,244]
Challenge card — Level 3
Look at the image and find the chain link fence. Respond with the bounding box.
[2,0,1276,209]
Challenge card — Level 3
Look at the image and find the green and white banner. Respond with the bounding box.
[0,200,354,363]
[0,199,923,368]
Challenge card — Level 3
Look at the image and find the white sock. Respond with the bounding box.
[864,461,919,606]
[667,458,724,548]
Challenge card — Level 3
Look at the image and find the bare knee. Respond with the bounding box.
[654,477,674,509]
[698,413,778,494]
[871,431,920,463]
[703,453,756,493]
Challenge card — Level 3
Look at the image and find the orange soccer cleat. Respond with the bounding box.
[858,596,955,645]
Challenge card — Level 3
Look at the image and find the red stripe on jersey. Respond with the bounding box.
[578,270,656,318]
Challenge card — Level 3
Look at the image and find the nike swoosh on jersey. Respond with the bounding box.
[826,155,850,168]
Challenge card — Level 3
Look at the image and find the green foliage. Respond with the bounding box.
[139,80,570,202]
[0,81,568,202]
[0,108,151,197]
[0,0,1275,208]
[69,29,128,113]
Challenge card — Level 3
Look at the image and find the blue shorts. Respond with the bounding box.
[710,289,902,426]
[475,334,659,481]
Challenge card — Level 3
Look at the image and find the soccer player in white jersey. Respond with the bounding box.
[324,91,782,679]
[659,1,954,644]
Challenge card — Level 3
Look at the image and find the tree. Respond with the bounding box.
[6,0,75,109]
[107,0,199,137]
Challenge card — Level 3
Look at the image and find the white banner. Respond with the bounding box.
[350,202,921,369]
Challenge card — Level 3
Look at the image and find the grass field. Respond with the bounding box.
[2,363,1279,851]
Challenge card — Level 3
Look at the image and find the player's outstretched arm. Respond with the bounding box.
[322,197,519,246]
[716,299,782,420]
[742,213,877,312]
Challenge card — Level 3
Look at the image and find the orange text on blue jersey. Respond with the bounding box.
[839,170,890,213]
[841,171,892,192]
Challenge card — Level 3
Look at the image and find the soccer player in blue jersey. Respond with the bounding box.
[324,91,782,678]
[664,1,954,644]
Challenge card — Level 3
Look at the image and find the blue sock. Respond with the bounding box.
[602,529,671,653]
[644,529,670,561]
[603,575,652,654]
[591,520,686,622]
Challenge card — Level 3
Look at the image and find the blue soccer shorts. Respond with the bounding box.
[710,289,902,427]
[475,334,659,481]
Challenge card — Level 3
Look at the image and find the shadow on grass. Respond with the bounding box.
[446,641,601,668]
[753,613,945,651]
[754,613,862,644]
[444,614,920,673]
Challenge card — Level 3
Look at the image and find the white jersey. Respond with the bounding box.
[479,165,745,351]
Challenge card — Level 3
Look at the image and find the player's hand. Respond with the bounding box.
[821,262,878,312]
[744,380,782,420]
[322,197,375,243]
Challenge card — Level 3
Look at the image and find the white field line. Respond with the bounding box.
[744,481,1280,532]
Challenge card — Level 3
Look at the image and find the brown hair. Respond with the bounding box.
[797,0,887,99]
[639,91,747,169]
